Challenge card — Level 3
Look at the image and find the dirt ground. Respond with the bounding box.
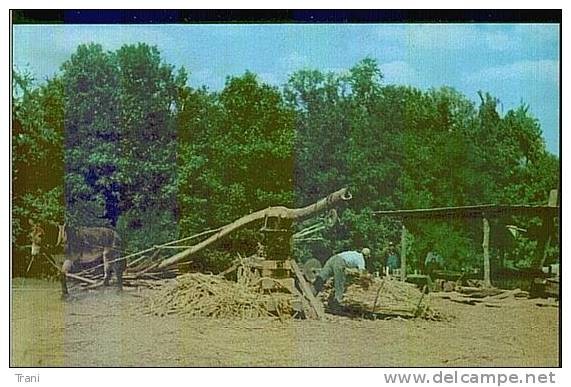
[11,278,559,367]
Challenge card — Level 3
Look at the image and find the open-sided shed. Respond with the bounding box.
[373,190,560,287]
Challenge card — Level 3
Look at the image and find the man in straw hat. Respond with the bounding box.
[312,248,371,311]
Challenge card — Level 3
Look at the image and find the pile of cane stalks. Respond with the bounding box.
[144,272,293,319]
[324,275,447,320]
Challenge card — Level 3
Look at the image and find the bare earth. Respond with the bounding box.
[11,278,559,367]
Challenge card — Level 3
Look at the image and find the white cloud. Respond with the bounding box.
[466,59,559,85]
[380,60,422,87]
[283,51,310,70]
[385,24,556,53]
[401,24,484,51]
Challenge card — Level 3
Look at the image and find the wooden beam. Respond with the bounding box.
[482,217,491,288]
[157,188,351,270]
[373,204,558,219]
[400,224,407,282]
[290,260,325,320]
[66,272,98,285]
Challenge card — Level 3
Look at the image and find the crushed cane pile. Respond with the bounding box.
[323,275,446,320]
[144,273,293,319]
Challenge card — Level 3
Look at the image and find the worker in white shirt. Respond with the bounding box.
[312,248,371,310]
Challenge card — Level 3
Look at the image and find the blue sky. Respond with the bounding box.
[13,23,560,154]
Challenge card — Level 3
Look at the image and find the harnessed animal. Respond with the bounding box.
[29,220,125,295]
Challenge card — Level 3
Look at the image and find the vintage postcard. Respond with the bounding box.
[10,10,561,369]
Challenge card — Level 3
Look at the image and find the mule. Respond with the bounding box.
[29,220,125,296]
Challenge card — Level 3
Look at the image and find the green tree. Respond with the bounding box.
[61,43,184,251]
[210,72,295,222]
[12,69,64,276]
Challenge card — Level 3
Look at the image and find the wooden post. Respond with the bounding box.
[548,189,558,207]
[400,224,407,282]
[539,190,558,269]
[482,216,491,288]
[540,234,552,269]
[539,213,554,269]
[532,189,558,270]
[290,260,325,320]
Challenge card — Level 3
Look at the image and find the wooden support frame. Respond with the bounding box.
[400,224,407,282]
[373,191,559,284]
[482,216,491,288]
[290,260,325,320]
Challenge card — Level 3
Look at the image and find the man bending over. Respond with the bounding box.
[312,248,371,311]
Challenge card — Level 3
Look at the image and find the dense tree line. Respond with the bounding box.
[12,43,559,277]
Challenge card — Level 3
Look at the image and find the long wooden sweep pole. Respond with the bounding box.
[157,187,352,270]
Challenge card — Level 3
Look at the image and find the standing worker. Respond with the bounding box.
[384,241,400,275]
[424,249,444,279]
[312,248,371,311]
